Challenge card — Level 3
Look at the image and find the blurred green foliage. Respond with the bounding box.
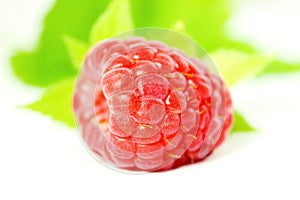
[231,111,255,133]
[62,36,89,70]
[11,0,299,87]
[26,78,76,127]
[90,0,133,44]
[131,0,254,52]
[11,0,110,87]
[10,0,299,131]
[11,0,255,88]
[259,60,300,75]
[210,49,273,86]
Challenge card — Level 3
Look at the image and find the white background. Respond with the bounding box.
[0,0,300,199]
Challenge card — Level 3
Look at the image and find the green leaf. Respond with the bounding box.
[26,78,76,127]
[131,0,255,52]
[230,110,255,134]
[11,49,77,87]
[258,60,300,75]
[209,49,274,86]
[11,0,110,87]
[11,0,258,87]
[63,35,89,70]
[89,0,133,44]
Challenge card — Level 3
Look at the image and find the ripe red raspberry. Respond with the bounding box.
[73,37,233,171]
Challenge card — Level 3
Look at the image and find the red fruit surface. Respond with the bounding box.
[73,37,233,172]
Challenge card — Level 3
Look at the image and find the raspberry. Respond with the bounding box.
[73,37,233,171]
